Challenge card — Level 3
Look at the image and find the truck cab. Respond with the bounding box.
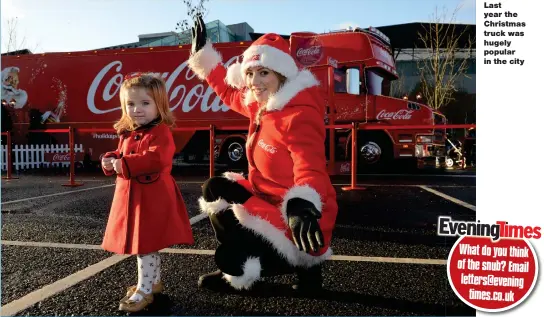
[289,27,446,171]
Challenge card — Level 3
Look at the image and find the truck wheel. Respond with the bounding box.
[220,138,247,169]
[355,133,393,173]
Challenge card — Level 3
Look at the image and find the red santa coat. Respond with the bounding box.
[189,42,338,268]
[101,122,194,255]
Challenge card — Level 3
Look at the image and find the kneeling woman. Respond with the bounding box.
[187,16,338,292]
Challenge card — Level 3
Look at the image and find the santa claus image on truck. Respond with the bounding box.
[1,66,28,109]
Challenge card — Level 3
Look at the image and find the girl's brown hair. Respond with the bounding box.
[114,73,176,134]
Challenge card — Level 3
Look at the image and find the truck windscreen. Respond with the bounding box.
[365,68,391,96]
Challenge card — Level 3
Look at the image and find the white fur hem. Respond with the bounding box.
[280,184,323,223]
[222,171,245,182]
[187,41,222,80]
[198,197,229,215]
[231,204,332,268]
[222,256,261,290]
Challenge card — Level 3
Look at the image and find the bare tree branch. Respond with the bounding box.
[3,17,40,54]
[175,0,211,45]
[416,5,474,110]
[390,72,408,99]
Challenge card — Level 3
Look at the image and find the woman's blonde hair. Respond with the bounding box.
[114,73,176,134]
[274,71,287,88]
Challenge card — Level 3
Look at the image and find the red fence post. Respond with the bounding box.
[2,131,18,180]
[342,122,365,191]
[209,124,215,178]
[62,127,83,187]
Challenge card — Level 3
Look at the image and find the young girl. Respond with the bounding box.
[101,73,194,312]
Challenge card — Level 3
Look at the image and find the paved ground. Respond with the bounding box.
[1,169,476,316]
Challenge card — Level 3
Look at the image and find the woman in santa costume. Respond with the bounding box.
[188,15,338,292]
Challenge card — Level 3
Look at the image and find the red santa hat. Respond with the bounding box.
[226,33,299,89]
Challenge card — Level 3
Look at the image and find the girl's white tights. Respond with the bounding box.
[129,252,161,302]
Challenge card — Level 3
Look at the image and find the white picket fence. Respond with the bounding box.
[1,144,84,171]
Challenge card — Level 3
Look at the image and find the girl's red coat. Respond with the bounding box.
[101,123,194,255]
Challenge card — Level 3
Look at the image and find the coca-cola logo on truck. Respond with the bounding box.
[294,37,324,67]
[86,56,240,115]
[376,109,414,120]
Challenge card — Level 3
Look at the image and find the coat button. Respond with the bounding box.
[130,150,135,154]
[134,134,141,140]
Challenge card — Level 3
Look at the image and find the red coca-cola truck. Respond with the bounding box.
[1,27,446,173]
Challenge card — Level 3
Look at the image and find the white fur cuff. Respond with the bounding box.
[222,171,245,182]
[198,197,230,215]
[187,41,222,80]
[223,256,261,290]
[281,184,323,223]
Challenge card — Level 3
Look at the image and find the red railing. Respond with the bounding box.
[11,122,475,189]
[333,123,476,191]
[1,131,18,180]
[25,128,83,187]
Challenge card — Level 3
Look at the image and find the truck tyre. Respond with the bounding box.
[220,138,247,169]
[351,132,393,173]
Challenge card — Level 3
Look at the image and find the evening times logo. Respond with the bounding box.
[437,216,542,241]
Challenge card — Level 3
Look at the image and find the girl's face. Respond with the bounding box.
[124,87,158,126]
[245,67,280,104]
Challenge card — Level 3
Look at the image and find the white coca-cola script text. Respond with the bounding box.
[86,56,240,114]
[52,153,71,161]
[257,139,277,154]
[376,109,413,120]
[296,46,322,57]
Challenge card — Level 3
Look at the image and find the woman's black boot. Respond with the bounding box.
[198,270,228,290]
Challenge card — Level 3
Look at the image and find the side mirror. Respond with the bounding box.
[346,68,360,95]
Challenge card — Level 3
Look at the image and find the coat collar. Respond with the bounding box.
[243,69,319,112]
[135,117,161,131]
[120,117,161,136]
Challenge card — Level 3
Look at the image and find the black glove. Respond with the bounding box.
[191,13,207,54]
[286,198,325,253]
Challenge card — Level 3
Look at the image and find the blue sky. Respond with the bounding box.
[1,0,476,53]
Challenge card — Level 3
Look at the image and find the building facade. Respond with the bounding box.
[99,20,254,50]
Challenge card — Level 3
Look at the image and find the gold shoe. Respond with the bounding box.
[121,281,164,303]
[118,290,153,313]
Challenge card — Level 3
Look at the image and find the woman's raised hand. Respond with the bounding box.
[191,13,207,54]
